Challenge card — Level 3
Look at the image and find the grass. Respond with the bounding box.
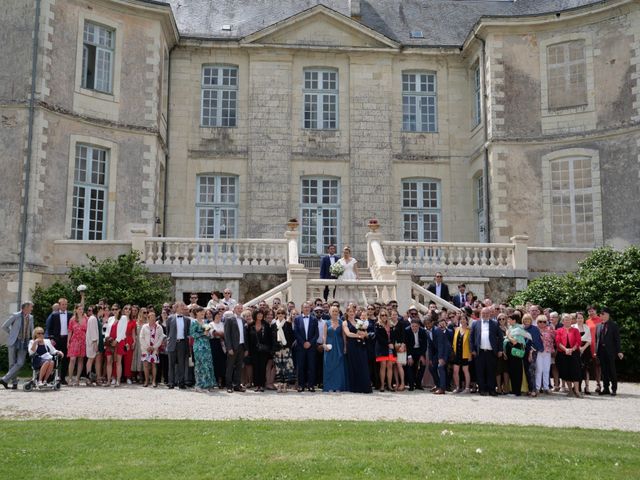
[1,421,638,479]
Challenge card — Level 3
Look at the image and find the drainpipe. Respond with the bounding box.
[161,46,173,238]
[475,33,491,243]
[17,0,42,307]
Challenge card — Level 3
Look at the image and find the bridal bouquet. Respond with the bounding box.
[329,262,344,278]
[355,319,369,331]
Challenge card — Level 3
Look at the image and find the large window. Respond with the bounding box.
[300,177,340,256]
[82,22,114,93]
[402,179,441,242]
[201,66,238,127]
[475,175,487,242]
[402,72,437,132]
[473,65,482,127]
[550,157,594,247]
[71,144,109,240]
[196,175,238,239]
[547,40,587,109]
[303,69,338,130]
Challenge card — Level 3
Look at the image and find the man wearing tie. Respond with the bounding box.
[453,284,467,308]
[404,318,428,391]
[224,305,248,392]
[320,244,339,301]
[427,272,451,303]
[294,302,319,392]
[596,307,623,396]
[1,302,34,389]
[166,301,191,389]
[45,297,70,384]
[470,306,503,396]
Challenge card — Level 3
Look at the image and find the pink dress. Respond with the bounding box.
[67,316,88,358]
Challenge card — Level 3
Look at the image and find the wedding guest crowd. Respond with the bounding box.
[1,289,626,398]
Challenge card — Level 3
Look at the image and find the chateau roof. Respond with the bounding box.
[163,0,606,46]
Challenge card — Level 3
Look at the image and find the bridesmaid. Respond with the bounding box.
[67,303,87,386]
[190,306,216,392]
[322,306,347,392]
[343,304,371,393]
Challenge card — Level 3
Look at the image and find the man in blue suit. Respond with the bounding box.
[294,302,319,392]
[470,306,504,396]
[433,317,452,394]
[404,319,428,391]
[320,244,339,301]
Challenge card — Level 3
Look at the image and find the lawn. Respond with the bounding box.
[1,420,638,479]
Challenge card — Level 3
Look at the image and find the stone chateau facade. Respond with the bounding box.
[1,0,639,317]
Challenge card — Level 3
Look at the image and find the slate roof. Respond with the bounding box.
[163,0,607,46]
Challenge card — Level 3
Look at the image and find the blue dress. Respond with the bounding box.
[323,320,348,392]
[345,321,372,393]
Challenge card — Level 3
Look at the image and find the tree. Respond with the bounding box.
[31,251,173,328]
[511,246,640,378]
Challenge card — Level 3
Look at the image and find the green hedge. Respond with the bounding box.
[511,246,640,379]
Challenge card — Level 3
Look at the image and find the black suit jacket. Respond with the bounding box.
[452,291,467,308]
[427,282,451,302]
[470,319,502,354]
[404,326,428,359]
[596,321,621,356]
[46,311,70,339]
[320,255,339,279]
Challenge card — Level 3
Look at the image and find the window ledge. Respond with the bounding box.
[200,125,238,129]
[76,87,116,103]
[542,104,592,117]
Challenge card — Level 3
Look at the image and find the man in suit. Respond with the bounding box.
[320,244,339,301]
[404,318,428,391]
[224,304,248,392]
[44,302,59,338]
[596,307,623,396]
[427,272,451,303]
[166,301,191,389]
[293,302,319,391]
[452,284,467,308]
[45,297,70,384]
[1,302,34,389]
[433,317,453,394]
[470,306,503,396]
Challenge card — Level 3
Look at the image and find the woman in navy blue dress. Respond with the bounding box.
[323,306,347,392]
[343,305,372,393]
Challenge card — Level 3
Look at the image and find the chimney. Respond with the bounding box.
[349,0,361,20]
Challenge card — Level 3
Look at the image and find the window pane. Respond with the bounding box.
[403,213,418,241]
[94,48,112,93]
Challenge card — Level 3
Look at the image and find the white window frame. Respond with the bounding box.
[475,174,487,242]
[546,40,587,110]
[401,178,442,242]
[541,149,603,247]
[71,144,109,240]
[303,69,338,130]
[81,21,115,94]
[195,175,239,239]
[402,72,437,133]
[473,64,482,127]
[201,65,238,127]
[300,177,340,256]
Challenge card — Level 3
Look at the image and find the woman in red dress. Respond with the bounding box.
[67,303,88,386]
[109,304,131,387]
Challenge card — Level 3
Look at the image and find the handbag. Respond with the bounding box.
[511,345,526,358]
[396,351,407,365]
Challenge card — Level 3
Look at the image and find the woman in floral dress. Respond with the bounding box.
[139,310,165,387]
[272,308,295,392]
[189,306,216,392]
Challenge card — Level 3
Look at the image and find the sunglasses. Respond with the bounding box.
[379,314,388,317]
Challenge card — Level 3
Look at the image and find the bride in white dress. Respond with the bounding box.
[336,246,359,306]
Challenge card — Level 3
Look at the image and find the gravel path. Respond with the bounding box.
[2,382,639,431]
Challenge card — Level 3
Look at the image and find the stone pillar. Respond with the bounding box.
[394,269,413,314]
[288,267,309,309]
[511,235,529,290]
[131,227,150,256]
[285,227,301,268]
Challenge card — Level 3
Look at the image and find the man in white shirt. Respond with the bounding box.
[220,289,237,309]
[224,304,247,392]
[470,307,503,396]
[46,298,70,384]
[166,302,191,389]
[427,272,451,303]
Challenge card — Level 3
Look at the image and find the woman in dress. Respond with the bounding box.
[248,309,272,392]
[123,308,138,384]
[207,309,226,388]
[452,314,472,393]
[523,313,543,397]
[272,308,295,392]
[130,307,148,383]
[156,308,169,385]
[67,303,87,386]
[139,310,165,387]
[343,304,371,393]
[391,309,407,391]
[495,313,510,394]
[375,308,396,392]
[189,306,216,392]
[555,313,583,397]
[29,327,63,387]
[104,304,120,387]
[322,306,347,392]
[535,314,556,394]
[337,246,359,306]
[573,311,592,394]
[503,311,531,396]
[110,304,131,387]
[85,304,104,386]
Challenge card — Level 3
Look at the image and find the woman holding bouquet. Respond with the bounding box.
[343,305,371,393]
[190,306,216,392]
[322,306,347,392]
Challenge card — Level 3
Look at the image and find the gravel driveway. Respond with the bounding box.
[2,382,639,431]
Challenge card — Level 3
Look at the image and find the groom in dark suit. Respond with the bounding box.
[427,272,451,303]
[294,302,319,391]
[320,244,339,301]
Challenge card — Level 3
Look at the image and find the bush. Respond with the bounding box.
[31,251,173,328]
[0,344,8,373]
[511,246,640,379]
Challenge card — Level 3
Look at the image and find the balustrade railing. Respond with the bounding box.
[307,279,397,305]
[144,237,288,267]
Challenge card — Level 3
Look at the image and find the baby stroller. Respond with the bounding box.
[23,354,61,391]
